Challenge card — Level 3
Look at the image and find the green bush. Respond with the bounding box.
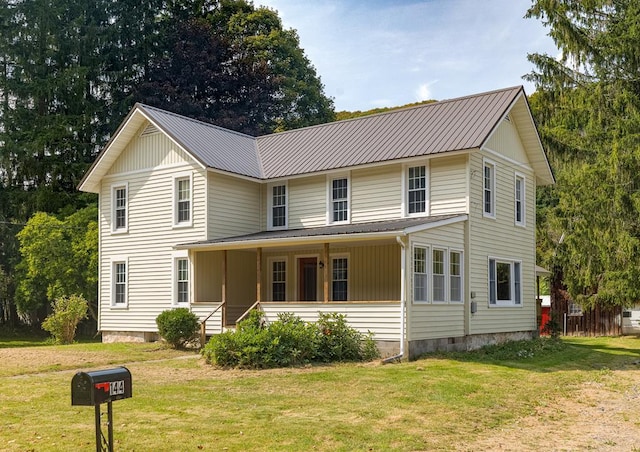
[202,310,379,368]
[41,294,88,344]
[156,308,200,349]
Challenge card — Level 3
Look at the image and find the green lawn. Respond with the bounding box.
[1,336,639,451]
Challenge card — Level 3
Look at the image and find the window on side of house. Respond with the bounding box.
[270,183,287,229]
[113,184,128,232]
[332,257,348,301]
[515,174,525,226]
[450,250,463,303]
[488,258,522,306]
[176,258,189,304]
[175,176,192,226]
[272,260,286,301]
[413,246,429,302]
[483,160,495,217]
[330,177,349,223]
[112,260,127,307]
[432,248,446,302]
[407,165,427,215]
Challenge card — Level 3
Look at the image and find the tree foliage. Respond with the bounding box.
[41,294,88,344]
[527,0,640,307]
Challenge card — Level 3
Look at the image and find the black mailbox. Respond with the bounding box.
[71,367,132,406]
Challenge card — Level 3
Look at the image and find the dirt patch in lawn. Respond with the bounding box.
[456,368,640,451]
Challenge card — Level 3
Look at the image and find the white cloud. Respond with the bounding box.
[416,81,438,102]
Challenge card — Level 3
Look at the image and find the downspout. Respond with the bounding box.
[383,235,406,363]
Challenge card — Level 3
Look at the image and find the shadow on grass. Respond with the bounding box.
[421,336,640,373]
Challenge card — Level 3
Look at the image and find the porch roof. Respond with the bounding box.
[177,214,468,251]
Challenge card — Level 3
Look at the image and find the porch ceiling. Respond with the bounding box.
[176,214,467,251]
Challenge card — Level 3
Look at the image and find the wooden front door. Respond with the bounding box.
[298,257,317,301]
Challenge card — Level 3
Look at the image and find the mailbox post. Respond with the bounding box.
[71,367,132,452]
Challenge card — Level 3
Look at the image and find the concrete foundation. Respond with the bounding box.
[101,331,160,343]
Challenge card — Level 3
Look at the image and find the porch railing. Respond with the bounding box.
[199,301,226,346]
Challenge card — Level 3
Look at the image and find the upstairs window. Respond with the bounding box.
[174,175,192,227]
[515,174,525,226]
[270,183,287,229]
[408,165,427,214]
[112,184,128,232]
[483,160,495,217]
[489,258,522,306]
[332,257,348,301]
[331,177,349,223]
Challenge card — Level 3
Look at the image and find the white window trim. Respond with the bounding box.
[267,182,288,231]
[483,158,496,219]
[488,257,523,307]
[110,256,129,308]
[514,172,526,227]
[403,162,430,217]
[412,243,430,304]
[172,251,190,305]
[449,249,464,303]
[432,247,447,303]
[173,172,193,228]
[111,182,129,234]
[331,253,350,302]
[326,173,351,225]
[268,256,287,302]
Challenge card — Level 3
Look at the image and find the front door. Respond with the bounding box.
[298,257,317,301]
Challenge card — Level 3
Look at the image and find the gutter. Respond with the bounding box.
[383,235,407,363]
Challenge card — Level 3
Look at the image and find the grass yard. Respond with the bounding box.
[1,336,639,451]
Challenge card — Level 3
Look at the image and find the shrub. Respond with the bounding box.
[156,308,200,349]
[315,312,379,362]
[203,310,379,368]
[41,294,88,344]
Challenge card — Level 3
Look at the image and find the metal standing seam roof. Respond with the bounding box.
[138,104,263,179]
[255,86,523,179]
[178,214,466,249]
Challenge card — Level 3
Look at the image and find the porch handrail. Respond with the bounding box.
[235,300,262,324]
[199,300,226,347]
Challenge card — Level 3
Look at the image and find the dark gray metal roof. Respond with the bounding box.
[139,104,262,179]
[256,86,523,178]
[179,214,465,248]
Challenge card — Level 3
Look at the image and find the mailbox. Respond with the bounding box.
[71,367,132,406]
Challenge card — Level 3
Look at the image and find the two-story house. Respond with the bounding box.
[79,86,554,359]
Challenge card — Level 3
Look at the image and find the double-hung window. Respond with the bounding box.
[449,251,463,302]
[515,174,525,226]
[112,184,128,232]
[270,183,287,229]
[112,260,127,307]
[272,260,286,301]
[432,249,446,302]
[176,258,189,304]
[330,177,349,223]
[488,258,522,306]
[407,165,427,215]
[332,257,348,301]
[413,246,429,302]
[483,160,495,217]
[174,175,192,227]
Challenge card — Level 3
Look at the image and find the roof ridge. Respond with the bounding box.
[137,103,258,141]
[256,85,524,141]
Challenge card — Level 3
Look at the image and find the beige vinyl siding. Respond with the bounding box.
[99,139,206,332]
[484,118,529,164]
[208,172,261,239]
[261,302,401,341]
[106,123,194,175]
[352,164,402,222]
[190,303,222,335]
[288,175,326,228]
[261,243,400,302]
[468,149,536,335]
[430,155,468,215]
[408,222,466,340]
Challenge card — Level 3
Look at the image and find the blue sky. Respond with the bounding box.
[257,0,559,111]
